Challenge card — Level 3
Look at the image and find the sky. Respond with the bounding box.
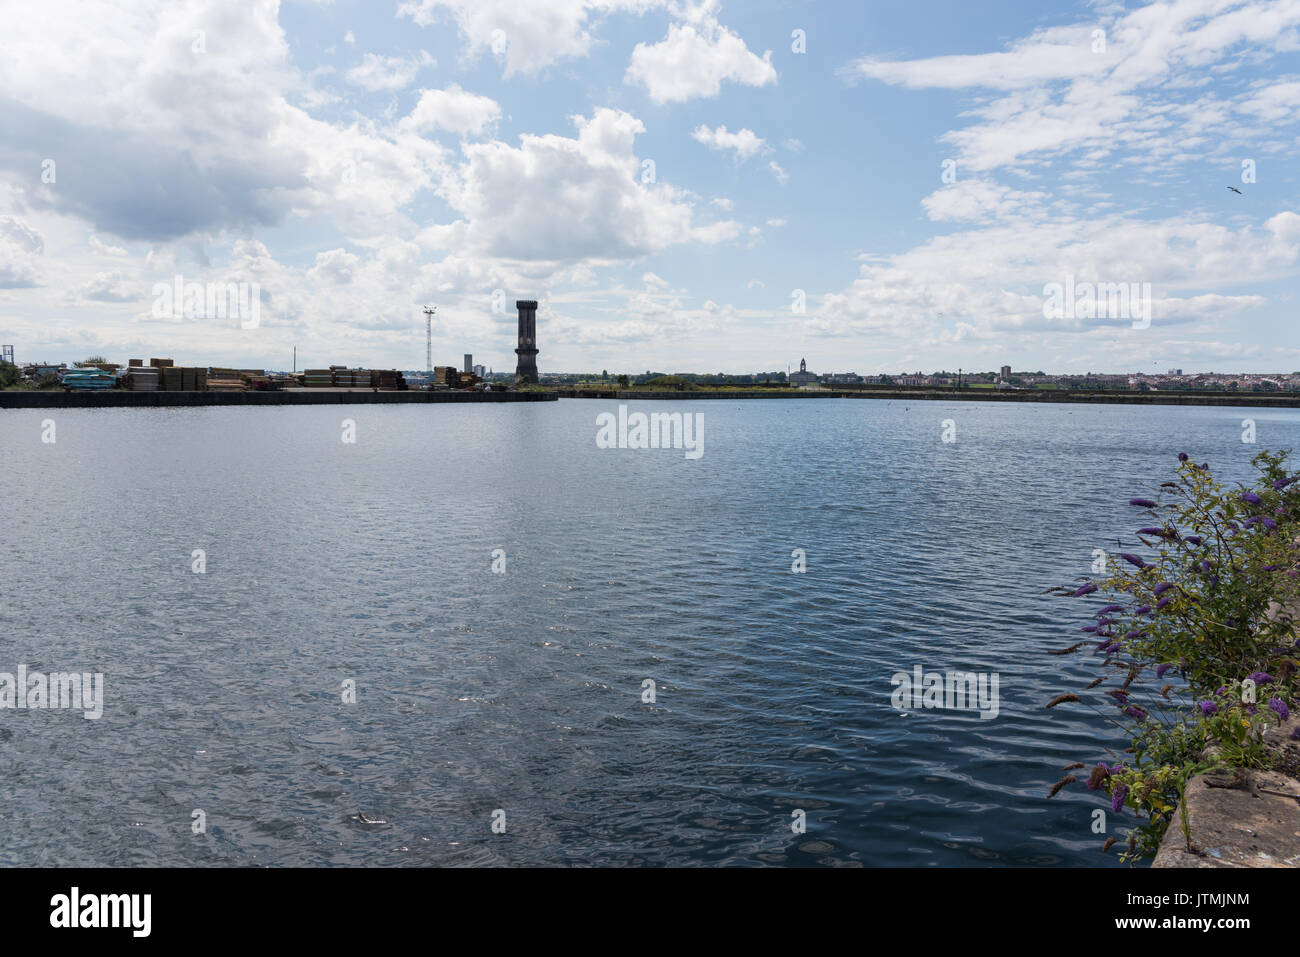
[1,0,1299,375]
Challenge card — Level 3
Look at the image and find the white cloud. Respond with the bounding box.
[768,161,788,184]
[691,124,767,160]
[627,15,776,102]
[810,211,1300,342]
[0,215,43,288]
[426,107,739,264]
[847,0,1300,175]
[398,0,662,77]
[921,180,1049,223]
[0,1,449,242]
[89,235,128,256]
[345,51,434,91]
[308,248,360,284]
[79,270,136,302]
[400,84,501,137]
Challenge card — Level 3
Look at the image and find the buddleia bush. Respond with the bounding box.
[1046,450,1300,862]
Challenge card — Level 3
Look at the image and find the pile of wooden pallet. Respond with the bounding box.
[206,368,246,392]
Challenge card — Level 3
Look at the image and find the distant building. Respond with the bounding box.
[1000,365,1012,380]
[823,372,862,384]
[789,358,818,386]
[473,364,486,378]
[464,353,473,373]
[514,301,539,382]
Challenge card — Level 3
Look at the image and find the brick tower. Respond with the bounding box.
[515,300,539,383]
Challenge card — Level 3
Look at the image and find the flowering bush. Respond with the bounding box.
[1046,450,1300,862]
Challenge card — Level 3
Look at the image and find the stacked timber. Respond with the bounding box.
[62,369,117,391]
[206,367,246,392]
[328,368,374,387]
[126,367,159,391]
[302,368,334,387]
[376,369,406,390]
[157,366,206,391]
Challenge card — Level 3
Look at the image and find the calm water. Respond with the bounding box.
[2,398,1297,866]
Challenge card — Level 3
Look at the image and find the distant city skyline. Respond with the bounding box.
[2,1,1299,373]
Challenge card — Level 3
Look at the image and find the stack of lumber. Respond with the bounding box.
[128,359,144,368]
[241,370,272,391]
[302,368,334,387]
[333,368,371,388]
[160,366,184,391]
[126,367,159,391]
[206,367,246,392]
[433,366,459,388]
[63,369,117,391]
[376,369,406,390]
[151,358,174,368]
[158,366,207,391]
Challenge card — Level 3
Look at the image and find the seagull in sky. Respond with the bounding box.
[1227,186,1243,194]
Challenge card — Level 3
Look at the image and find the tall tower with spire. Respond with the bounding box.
[515,300,539,383]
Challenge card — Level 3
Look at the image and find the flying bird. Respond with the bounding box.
[1227,186,1243,194]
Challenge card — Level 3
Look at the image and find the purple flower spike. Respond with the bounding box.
[1156,596,1173,610]
[1073,583,1098,597]
[1154,582,1174,595]
[1200,560,1212,573]
[1156,663,1171,678]
[1137,527,1165,537]
[1262,517,1277,530]
[1096,604,1124,615]
[1124,706,1148,724]
[1199,700,1218,715]
[1130,498,1157,508]
[1121,553,1146,569]
[1247,672,1274,686]
[1135,604,1152,615]
[1185,535,1202,545]
[1111,785,1129,813]
[1242,492,1262,505]
[1178,452,1189,462]
[1268,698,1289,721]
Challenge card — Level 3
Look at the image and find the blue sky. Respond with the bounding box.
[1,0,1298,374]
